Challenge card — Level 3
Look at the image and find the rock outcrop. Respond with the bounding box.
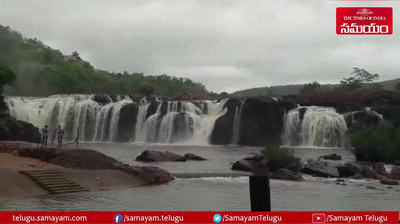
[0,116,41,143]
[211,97,295,146]
[344,108,383,134]
[117,103,138,142]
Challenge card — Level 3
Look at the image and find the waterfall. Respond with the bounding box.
[108,98,132,141]
[231,100,244,145]
[5,95,229,145]
[187,99,228,145]
[282,106,348,148]
[134,98,151,142]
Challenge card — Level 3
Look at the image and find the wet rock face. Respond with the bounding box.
[1,96,41,142]
[117,103,138,142]
[146,99,159,119]
[0,116,41,143]
[344,109,382,133]
[171,113,193,143]
[211,97,295,146]
[210,98,240,145]
[0,95,7,116]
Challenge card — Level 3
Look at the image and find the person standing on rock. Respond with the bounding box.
[41,125,49,147]
[74,128,80,148]
[56,125,64,148]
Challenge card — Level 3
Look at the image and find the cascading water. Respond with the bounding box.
[231,100,245,145]
[5,95,228,145]
[185,99,228,145]
[282,106,348,148]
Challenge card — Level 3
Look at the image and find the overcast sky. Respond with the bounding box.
[0,0,399,93]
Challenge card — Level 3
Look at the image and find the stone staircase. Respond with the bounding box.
[20,169,88,194]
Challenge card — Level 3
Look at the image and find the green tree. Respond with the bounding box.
[340,67,379,89]
[0,64,16,93]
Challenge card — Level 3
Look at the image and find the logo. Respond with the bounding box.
[336,7,393,35]
[213,214,222,223]
[114,214,123,223]
[312,213,325,224]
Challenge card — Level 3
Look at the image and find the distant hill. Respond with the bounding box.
[0,25,209,97]
[379,78,400,91]
[232,79,400,97]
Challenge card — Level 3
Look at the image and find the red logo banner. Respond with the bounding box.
[0,211,398,224]
[336,7,393,35]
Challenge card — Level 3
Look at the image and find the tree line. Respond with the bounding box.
[0,25,209,98]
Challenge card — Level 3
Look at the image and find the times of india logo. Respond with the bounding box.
[336,7,393,35]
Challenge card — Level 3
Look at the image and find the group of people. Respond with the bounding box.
[41,125,64,148]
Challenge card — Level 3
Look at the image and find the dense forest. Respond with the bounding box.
[0,25,209,98]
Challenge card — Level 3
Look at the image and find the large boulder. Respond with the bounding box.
[117,103,138,142]
[211,97,295,146]
[302,160,339,177]
[136,150,186,162]
[0,116,41,143]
